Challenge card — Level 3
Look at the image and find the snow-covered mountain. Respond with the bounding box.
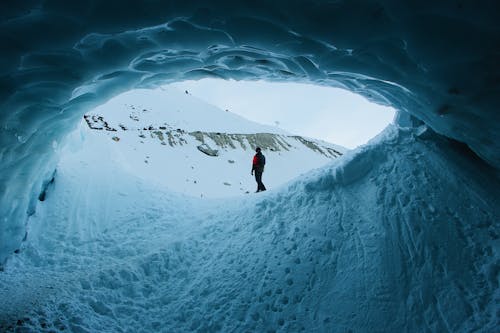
[81,87,346,197]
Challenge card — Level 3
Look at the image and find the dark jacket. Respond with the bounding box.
[252,151,266,173]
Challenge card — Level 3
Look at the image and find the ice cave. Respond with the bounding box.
[0,1,499,332]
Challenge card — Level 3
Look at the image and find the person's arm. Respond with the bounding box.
[251,155,257,174]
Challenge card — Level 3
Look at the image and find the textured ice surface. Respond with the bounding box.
[0,1,499,331]
[1,1,499,260]
[1,125,498,332]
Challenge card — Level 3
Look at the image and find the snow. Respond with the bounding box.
[1,124,498,332]
[79,86,345,198]
[91,86,291,135]
[0,1,499,332]
[1,1,500,261]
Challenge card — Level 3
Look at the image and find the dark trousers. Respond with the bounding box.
[255,171,266,192]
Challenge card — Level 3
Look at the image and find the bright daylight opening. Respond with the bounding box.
[76,79,395,198]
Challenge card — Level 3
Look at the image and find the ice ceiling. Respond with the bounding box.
[0,1,499,262]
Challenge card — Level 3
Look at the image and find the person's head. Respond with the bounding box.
[256,147,261,153]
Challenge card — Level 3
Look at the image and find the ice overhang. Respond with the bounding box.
[0,1,499,261]
[1,1,499,166]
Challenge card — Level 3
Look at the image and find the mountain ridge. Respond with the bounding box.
[80,86,347,197]
[83,114,344,159]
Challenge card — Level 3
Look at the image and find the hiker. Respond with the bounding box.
[251,147,266,192]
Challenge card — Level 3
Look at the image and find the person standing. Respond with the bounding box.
[251,147,266,192]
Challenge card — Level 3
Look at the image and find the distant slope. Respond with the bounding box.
[90,86,291,135]
[82,87,347,198]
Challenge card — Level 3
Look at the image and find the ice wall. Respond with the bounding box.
[0,1,499,262]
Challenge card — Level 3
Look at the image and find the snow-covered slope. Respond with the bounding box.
[0,125,497,332]
[91,87,290,135]
[81,87,345,197]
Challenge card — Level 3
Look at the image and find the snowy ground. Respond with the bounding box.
[80,87,346,198]
[78,124,344,198]
[0,124,498,332]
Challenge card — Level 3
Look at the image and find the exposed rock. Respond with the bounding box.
[152,131,164,141]
[292,136,342,157]
[197,144,219,156]
[83,115,117,131]
[84,116,343,158]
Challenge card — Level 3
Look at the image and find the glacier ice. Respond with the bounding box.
[1,124,498,332]
[0,1,499,332]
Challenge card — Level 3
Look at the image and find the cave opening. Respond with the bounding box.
[74,79,394,198]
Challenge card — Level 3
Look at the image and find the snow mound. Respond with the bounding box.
[0,125,498,332]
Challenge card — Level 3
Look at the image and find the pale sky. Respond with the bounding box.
[169,79,395,149]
